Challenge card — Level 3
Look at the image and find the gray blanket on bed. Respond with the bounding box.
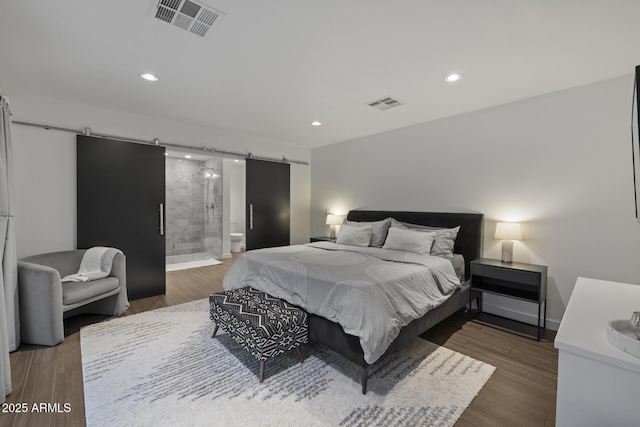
[222,242,461,364]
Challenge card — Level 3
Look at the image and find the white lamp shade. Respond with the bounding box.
[495,222,522,240]
[326,214,345,226]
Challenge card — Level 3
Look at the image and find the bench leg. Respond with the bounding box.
[362,366,369,395]
[296,347,304,363]
[211,323,219,338]
[259,360,265,383]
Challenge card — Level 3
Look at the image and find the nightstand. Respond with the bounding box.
[310,236,336,243]
[470,258,548,340]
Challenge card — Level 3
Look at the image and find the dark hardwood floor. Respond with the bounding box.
[1,252,558,426]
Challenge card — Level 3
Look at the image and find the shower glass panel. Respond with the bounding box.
[203,157,223,256]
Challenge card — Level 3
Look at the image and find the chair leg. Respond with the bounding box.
[296,347,304,363]
[259,360,265,383]
[211,323,219,338]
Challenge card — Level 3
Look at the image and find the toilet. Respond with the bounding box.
[230,221,244,253]
[230,233,243,253]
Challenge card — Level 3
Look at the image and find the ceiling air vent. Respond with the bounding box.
[153,0,225,38]
[367,96,404,111]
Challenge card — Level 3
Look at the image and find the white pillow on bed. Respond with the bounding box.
[336,224,373,247]
[382,227,436,255]
[342,218,391,247]
[389,218,459,259]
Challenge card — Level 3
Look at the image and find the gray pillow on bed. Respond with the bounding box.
[343,218,391,247]
[382,227,436,255]
[336,224,373,247]
[389,218,460,259]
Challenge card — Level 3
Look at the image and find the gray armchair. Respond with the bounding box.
[17,249,129,346]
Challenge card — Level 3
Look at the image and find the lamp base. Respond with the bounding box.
[501,240,514,263]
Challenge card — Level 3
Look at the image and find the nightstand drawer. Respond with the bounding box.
[472,264,540,286]
[471,275,540,301]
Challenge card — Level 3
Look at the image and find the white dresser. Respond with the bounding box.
[555,277,640,427]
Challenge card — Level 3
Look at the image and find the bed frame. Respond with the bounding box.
[307,210,484,393]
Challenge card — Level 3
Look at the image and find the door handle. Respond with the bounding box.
[159,203,164,236]
[249,204,254,230]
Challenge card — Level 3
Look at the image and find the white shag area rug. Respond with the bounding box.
[81,299,495,427]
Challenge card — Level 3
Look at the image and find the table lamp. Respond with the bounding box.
[326,214,345,239]
[495,222,522,263]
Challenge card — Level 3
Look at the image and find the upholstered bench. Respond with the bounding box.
[209,287,308,382]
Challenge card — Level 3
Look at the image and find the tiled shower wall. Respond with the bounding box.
[165,158,205,256]
[165,156,223,258]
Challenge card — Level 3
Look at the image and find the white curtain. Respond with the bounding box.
[0,94,16,402]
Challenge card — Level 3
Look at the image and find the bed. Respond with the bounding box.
[223,210,484,393]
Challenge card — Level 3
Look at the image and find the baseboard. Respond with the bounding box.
[221,252,232,259]
[481,301,560,331]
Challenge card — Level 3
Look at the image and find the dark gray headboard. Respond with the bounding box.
[346,210,484,280]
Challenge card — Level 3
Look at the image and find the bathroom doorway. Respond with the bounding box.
[165,151,223,270]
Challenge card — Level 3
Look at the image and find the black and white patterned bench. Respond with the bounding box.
[209,287,308,382]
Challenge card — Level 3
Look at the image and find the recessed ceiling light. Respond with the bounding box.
[184,155,191,159]
[141,73,158,82]
[311,121,322,126]
[445,73,462,82]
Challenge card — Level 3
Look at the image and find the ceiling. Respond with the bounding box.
[1,1,639,149]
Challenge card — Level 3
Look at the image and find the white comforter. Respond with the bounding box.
[222,242,461,364]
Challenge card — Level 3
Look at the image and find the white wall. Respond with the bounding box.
[311,74,640,329]
[11,93,310,258]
